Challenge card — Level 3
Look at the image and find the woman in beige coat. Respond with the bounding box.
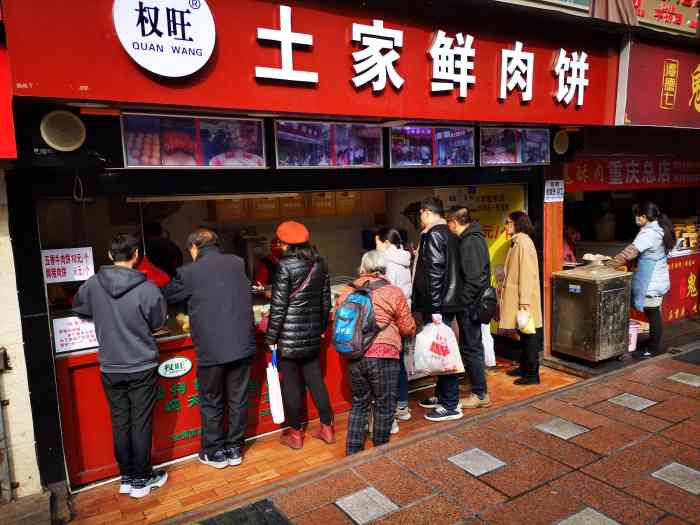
[500,211,543,385]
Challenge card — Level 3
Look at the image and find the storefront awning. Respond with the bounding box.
[0,44,16,159]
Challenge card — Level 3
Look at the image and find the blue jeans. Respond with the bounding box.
[423,313,460,411]
[397,338,409,407]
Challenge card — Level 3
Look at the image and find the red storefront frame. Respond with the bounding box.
[0,43,16,159]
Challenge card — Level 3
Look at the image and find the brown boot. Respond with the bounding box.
[280,428,303,450]
[311,423,336,444]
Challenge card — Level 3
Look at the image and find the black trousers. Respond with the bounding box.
[456,312,488,396]
[278,356,333,430]
[197,357,252,456]
[518,330,541,379]
[101,367,158,479]
[644,306,663,355]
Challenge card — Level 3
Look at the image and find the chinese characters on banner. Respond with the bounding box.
[41,247,94,283]
[662,254,700,322]
[564,157,700,192]
[52,316,98,353]
[633,0,699,35]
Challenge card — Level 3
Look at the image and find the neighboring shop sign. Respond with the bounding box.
[618,40,700,128]
[112,0,216,78]
[53,316,98,353]
[480,128,550,166]
[390,126,475,168]
[41,247,94,283]
[663,254,699,322]
[544,180,565,202]
[634,0,699,35]
[7,1,617,125]
[122,113,265,168]
[564,156,700,191]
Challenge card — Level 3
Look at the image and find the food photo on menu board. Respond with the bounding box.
[390,127,434,167]
[520,128,550,165]
[200,118,265,167]
[435,127,475,166]
[480,127,550,166]
[160,117,198,166]
[335,124,382,167]
[276,121,332,168]
[124,115,162,166]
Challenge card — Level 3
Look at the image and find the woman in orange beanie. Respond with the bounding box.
[265,221,334,449]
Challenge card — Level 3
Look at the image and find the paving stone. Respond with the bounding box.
[480,452,571,497]
[661,419,700,448]
[483,407,553,434]
[373,495,467,525]
[644,396,700,423]
[292,504,353,525]
[481,485,584,525]
[456,427,533,464]
[448,448,506,477]
[335,487,398,525]
[353,457,434,507]
[625,477,700,523]
[588,401,672,432]
[572,422,649,456]
[514,429,601,469]
[608,393,657,412]
[667,372,700,388]
[557,507,622,525]
[536,417,590,440]
[651,462,700,495]
[273,471,367,518]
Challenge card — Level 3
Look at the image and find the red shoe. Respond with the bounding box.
[311,423,336,444]
[280,428,303,450]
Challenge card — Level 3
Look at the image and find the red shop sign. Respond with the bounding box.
[618,39,700,128]
[3,0,617,125]
[663,254,700,322]
[564,156,700,192]
[0,44,16,159]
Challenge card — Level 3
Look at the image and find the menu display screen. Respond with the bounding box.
[480,127,550,166]
[390,126,475,168]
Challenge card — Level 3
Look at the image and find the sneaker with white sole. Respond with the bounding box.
[226,446,243,467]
[119,476,133,495]
[419,396,439,409]
[395,405,412,421]
[129,471,167,499]
[199,450,228,469]
[390,419,399,434]
[424,406,463,422]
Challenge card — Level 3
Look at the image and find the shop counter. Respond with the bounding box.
[55,333,352,487]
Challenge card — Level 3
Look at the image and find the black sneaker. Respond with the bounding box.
[129,470,168,499]
[199,450,229,469]
[419,396,439,409]
[506,368,524,377]
[514,376,541,385]
[226,446,243,467]
[119,475,133,495]
[424,406,463,422]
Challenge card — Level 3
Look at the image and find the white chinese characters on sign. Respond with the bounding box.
[112,0,216,78]
[351,20,404,92]
[553,49,589,107]
[255,5,318,84]
[499,41,534,102]
[429,30,476,99]
[52,316,98,354]
[42,247,95,284]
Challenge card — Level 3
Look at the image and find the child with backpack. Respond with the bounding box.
[334,250,416,455]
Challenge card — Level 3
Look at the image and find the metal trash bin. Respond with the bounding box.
[552,264,633,362]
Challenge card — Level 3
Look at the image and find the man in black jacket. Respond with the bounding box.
[163,229,255,470]
[447,206,491,409]
[73,234,168,499]
[413,197,464,422]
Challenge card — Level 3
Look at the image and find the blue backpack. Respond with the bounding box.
[333,280,388,360]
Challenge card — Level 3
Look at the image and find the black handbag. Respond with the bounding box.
[471,286,498,324]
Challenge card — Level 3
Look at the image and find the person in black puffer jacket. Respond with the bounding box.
[266,221,333,450]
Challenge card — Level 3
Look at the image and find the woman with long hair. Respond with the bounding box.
[266,221,334,449]
[500,211,543,385]
[607,202,675,359]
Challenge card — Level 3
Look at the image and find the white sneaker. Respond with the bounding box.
[395,406,412,421]
[129,471,168,499]
[390,419,399,434]
[119,476,132,495]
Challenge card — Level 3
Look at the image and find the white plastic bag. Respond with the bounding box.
[266,351,285,424]
[482,324,496,367]
[516,309,536,334]
[414,322,464,375]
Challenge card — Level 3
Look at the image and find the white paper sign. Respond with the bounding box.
[544,180,565,203]
[42,247,95,283]
[113,0,216,78]
[53,316,98,353]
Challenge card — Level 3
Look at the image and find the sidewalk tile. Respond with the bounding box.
[480,452,570,497]
[535,417,590,440]
[353,457,435,506]
[572,422,649,455]
[273,470,367,518]
[588,401,672,432]
[667,372,700,388]
[550,471,664,525]
[557,507,621,525]
[651,462,700,495]
[373,495,467,525]
[608,393,657,412]
[623,364,675,384]
[483,407,553,434]
[649,377,700,399]
[292,504,353,525]
[661,418,700,448]
[532,399,612,428]
[644,396,700,423]
[456,427,532,463]
[336,487,398,525]
[388,433,466,473]
[419,461,508,512]
[654,516,692,525]
[514,429,600,468]
[481,486,583,525]
[448,448,506,477]
[557,385,624,408]
[625,477,700,523]
[605,379,678,402]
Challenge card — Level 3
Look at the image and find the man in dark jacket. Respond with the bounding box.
[413,197,464,422]
[73,234,168,499]
[447,206,491,409]
[163,229,255,469]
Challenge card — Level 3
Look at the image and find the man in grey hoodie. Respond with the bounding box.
[73,234,168,499]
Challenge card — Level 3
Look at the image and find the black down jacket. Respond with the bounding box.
[265,254,332,360]
[412,223,464,314]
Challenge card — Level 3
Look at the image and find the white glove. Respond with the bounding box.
[432,313,443,325]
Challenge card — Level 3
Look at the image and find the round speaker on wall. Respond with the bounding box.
[553,130,570,156]
[40,110,87,152]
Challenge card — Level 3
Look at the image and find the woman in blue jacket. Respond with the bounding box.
[607,202,675,359]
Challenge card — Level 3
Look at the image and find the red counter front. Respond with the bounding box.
[56,336,352,487]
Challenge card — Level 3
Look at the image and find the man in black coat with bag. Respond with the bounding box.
[164,228,255,469]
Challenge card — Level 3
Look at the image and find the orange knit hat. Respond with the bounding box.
[276,221,310,245]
